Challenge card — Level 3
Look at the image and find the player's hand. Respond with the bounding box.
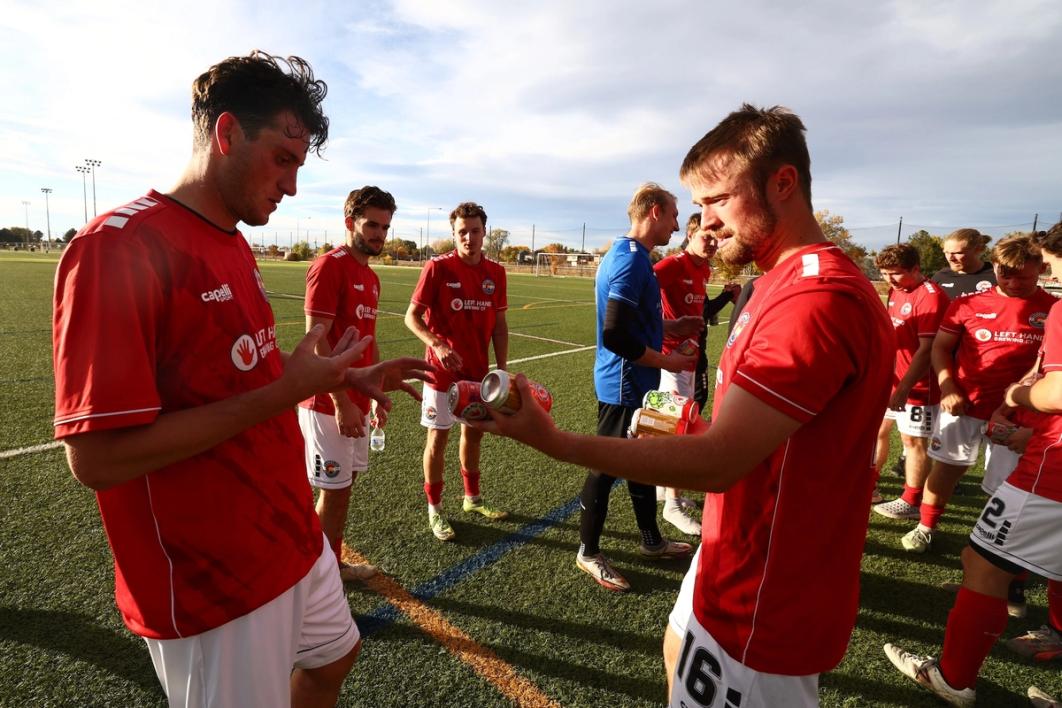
[887,388,908,412]
[335,400,365,438]
[432,342,464,371]
[346,356,434,413]
[371,400,389,429]
[666,315,705,338]
[723,282,742,299]
[662,351,698,373]
[1006,426,1033,453]
[467,373,564,455]
[282,325,373,402]
[939,383,968,415]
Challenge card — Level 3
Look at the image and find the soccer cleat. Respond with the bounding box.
[576,553,630,592]
[1029,685,1062,708]
[883,644,975,708]
[639,539,694,560]
[901,526,933,553]
[663,502,702,536]
[873,498,921,520]
[462,498,509,520]
[870,487,884,505]
[1006,625,1062,661]
[429,511,456,541]
[675,495,701,512]
[339,562,378,583]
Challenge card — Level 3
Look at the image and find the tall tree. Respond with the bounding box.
[906,230,947,275]
[431,237,455,254]
[486,228,509,260]
[815,210,866,263]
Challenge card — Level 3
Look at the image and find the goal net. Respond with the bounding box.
[533,252,599,277]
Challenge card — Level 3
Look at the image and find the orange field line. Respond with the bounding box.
[342,545,560,708]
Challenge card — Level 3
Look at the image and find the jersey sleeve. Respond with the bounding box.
[653,257,678,289]
[938,297,966,335]
[411,260,437,309]
[53,234,164,437]
[912,289,948,338]
[1040,299,1062,372]
[607,249,649,306]
[303,256,341,319]
[730,289,869,423]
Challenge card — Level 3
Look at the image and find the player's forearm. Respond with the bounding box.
[897,342,933,393]
[492,327,509,371]
[633,347,667,369]
[1019,376,1062,414]
[404,308,443,349]
[64,376,304,490]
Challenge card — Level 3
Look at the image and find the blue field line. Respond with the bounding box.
[358,496,582,635]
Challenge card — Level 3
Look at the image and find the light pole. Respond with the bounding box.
[85,159,102,216]
[75,166,90,223]
[425,207,443,260]
[20,200,30,249]
[41,188,52,251]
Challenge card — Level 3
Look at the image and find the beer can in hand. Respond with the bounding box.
[982,421,1018,445]
[677,338,698,356]
[481,370,553,414]
[642,389,700,422]
[629,408,690,437]
[448,380,490,422]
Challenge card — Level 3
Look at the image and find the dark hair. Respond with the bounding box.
[1032,222,1062,257]
[686,213,701,233]
[875,243,920,270]
[344,186,396,220]
[680,103,812,209]
[450,202,487,229]
[191,50,329,155]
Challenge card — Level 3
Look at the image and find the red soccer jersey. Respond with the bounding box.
[698,243,894,675]
[654,252,711,364]
[939,287,1055,420]
[299,247,379,415]
[1007,298,1062,503]
[52,191,321,640]
[887,279,950,405]
[411,251,507,389]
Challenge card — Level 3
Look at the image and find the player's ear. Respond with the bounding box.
[344,216,355,232]
[770,164,799,202]
[215,112,240,156]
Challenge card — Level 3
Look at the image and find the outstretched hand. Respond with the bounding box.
[466,373,563,456]
[281,325,374,402]
[346,356,434,413]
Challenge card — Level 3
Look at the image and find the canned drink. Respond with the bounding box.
[628,408,690,437]
[480,370,553,414]
[982,421,1018,444]
[676,338,698,356]
[642,390,700,423]
[447,381,490,422]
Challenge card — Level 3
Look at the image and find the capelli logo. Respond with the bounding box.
[201,284,233,303]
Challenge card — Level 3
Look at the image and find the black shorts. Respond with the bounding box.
[598,402,637,439]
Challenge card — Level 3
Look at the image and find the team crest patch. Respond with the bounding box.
[323,459,341,478]
[684,293,695,305]
[451,297,464,311]
[727,312,752,348]
[1030,312,1048,328]
[426,406,437,421]
[974,328,992,342]
[231,334,258,371]
[900,303,913,316]
[253,269,269,302]
[976,280,993,292]
[482,278,496,295]
[931,437,942,451]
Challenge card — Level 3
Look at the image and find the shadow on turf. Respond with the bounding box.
[0,606,159,693]
[821,668,1017,707]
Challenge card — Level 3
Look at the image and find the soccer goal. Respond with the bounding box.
[533,252,599,277]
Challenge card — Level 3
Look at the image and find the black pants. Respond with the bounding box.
[578,402,662,556]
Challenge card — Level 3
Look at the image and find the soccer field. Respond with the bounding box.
[0,251,1054,707]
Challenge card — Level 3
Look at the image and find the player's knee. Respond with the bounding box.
[302,639,361,690]
[425,428,450,452]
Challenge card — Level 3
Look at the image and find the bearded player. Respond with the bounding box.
[885,224,1062,707]
[298,185,395,583]
[476,104,894,707]
[871,244,949,520]
[404,202,509,542]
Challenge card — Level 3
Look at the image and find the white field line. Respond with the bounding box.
[0,440,62,460]
[509,332,585,347]
[505,345,595,366]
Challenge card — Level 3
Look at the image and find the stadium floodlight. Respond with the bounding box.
[41,188,52,250]
[75,166,90,223]
[84,159,102,216]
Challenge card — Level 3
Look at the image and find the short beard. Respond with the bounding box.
[353,236,382,256]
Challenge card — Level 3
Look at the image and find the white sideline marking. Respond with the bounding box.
[506,345,595,365]
[0,441,62,460]
[509,332,584,347]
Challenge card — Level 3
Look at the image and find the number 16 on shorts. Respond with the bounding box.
[673,631,743,707]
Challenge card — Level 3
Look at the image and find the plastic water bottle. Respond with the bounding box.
[370,426,386,452]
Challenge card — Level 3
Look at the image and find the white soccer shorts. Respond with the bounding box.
[420,383,460,430]
[298,407,369,490]
[144,534,359,708]
[970,481,1062,580]
[659,369,695,400]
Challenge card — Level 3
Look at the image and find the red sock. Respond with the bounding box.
[424,481,444,506]
[1049,580,1062,632]
[330,534,343,566]
[461,469,481,498]
[900,484,923,507]
[919,502,944,529]
[939,587,1008,690]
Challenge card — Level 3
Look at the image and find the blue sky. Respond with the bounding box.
[2,0,1060,252]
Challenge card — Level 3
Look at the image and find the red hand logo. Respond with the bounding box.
[237,338,255,365]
